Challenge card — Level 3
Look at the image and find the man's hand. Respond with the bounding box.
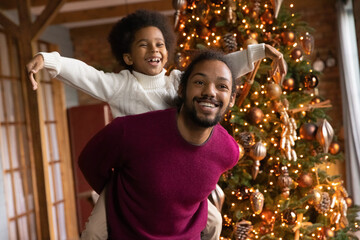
[26,54,44,90]
[264,44,287,82]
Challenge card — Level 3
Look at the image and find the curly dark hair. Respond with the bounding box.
[108,9,176,69]
[176,50,236,110]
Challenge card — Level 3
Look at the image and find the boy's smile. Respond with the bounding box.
[123,26,168,76]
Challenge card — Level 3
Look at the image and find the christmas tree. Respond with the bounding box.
[173,0,360,239]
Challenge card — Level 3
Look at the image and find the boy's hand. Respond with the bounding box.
[264,44,287,81]
[26,54,44,90]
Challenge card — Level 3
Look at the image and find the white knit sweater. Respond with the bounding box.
[41,43,265,118]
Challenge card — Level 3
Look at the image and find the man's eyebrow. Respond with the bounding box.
[191,72,231,82]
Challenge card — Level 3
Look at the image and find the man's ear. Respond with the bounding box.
[229,93,236,108]
[123,54,133,65]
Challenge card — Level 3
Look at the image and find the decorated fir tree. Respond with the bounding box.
[173,0,360,239]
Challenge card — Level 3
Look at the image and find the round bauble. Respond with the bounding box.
[281,31,296,45]
[329,142,340,155]
[298,173,313,188]
[299,122,318,140]
[282,77,295,91]
[281,209,297,225]
[248,107,264,124]
[304,74,319,89]
[266,83,282,100]
[290,48,303,60]
[238,143,245,160]
[345,197,353,207]
[249,141,267,161]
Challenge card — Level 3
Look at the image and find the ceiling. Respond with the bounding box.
[0,0,176,29]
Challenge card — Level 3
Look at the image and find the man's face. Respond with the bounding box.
[181,59,235,128]
[123,26,168,76]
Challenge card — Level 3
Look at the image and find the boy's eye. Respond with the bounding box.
[157,42,165,47]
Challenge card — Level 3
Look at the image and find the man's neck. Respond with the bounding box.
[176,109,214,146]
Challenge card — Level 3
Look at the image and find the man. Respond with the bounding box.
[78,50,240,239]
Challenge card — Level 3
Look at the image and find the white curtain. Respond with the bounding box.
[337,0,360,207]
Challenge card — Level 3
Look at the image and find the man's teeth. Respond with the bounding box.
[148,58,160,63]
[199,102,216,108]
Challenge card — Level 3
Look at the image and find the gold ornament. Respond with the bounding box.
[249,141,267,179]
[329,142,340,155]
[250,190,264,214]
[298,173,313,188]
[260,8,273,25]
[278,166,293,198]
[247,107,264,124]
[282,77,295,91]
[299,122,317,140]
[316,119,334,153]
[290,48,303,60]
[281,31,296,45]
[266,83,282,100]
[238,143,245,160]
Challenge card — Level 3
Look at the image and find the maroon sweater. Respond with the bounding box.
[79,108,239,239]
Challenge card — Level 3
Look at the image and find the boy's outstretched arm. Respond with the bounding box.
[264,44,287,79]
[26,54,44,90]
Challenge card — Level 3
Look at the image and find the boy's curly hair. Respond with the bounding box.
[108,9,176,69]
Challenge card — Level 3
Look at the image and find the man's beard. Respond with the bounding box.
[183,97,227,128]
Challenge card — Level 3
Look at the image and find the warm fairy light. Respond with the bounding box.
[287,163,291,167]
[274,143,277,147]
[270,182,274,185]
[290,4,294,8]
[246,207,250,210]
[205,36,209,40]
[180,44,184,48]
[212,33,215,36]
[244,122,248,126]
[282,223,286,227]
[207,42,211,46]
[231,203,235,206]
[264,189,267,193]
[261,90,265,94]
[298,164,302,168]
[312,168,316,172]
[231,191,235,195]
[255,102,259,106]
[235,128,239,132]
[295,170,299,173]
[259,124,263,128]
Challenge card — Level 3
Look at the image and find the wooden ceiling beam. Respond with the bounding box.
[0,12,19,37]
[31,0,66,39]
[51,0,173,25]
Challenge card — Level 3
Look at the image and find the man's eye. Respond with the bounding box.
[220,85,229,90]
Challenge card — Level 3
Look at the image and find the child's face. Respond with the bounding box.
[123,26,168,76]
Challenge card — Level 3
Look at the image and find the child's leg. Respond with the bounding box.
[201,199,222,240]
[81,188,108,240]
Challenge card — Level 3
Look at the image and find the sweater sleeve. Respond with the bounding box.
[40,51,126,102]
[78,118,125,194]
[224,43,265,78]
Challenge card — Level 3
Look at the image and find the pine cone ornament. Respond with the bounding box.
[234,220,253,240]
[222,33,238,53]
[314,192,331,214]
[238,132,256,151]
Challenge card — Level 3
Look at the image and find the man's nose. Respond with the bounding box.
[202,83,216,97]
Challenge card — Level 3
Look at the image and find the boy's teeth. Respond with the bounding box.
[148,58,160,63]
